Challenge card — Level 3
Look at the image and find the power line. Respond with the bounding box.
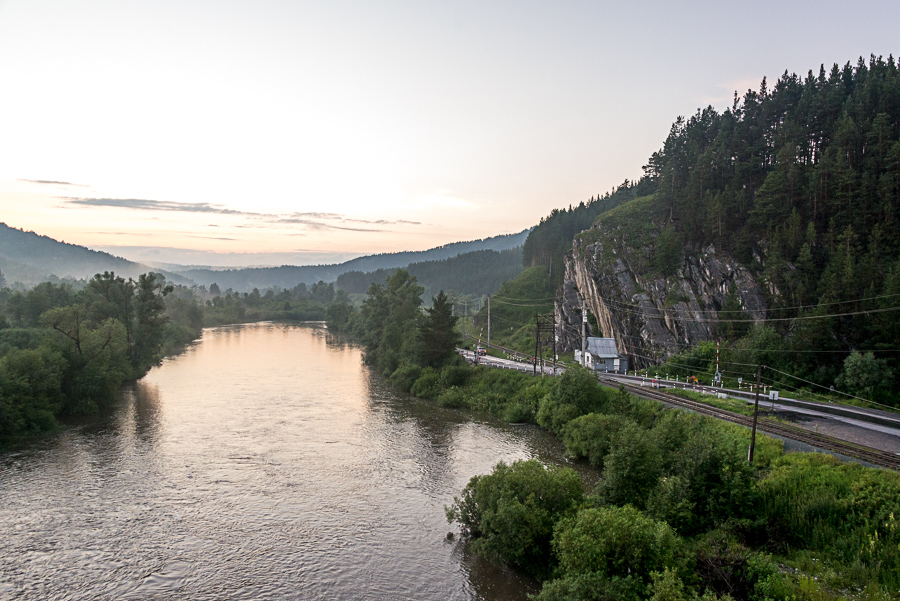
[491,294,558,302]
[587,291,900,315]
[760,364,891,408]
[626,349,894,411]
[490,298,555,308]
[575,301,900,323]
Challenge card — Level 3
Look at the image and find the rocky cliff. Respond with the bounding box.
[556,215,769,369]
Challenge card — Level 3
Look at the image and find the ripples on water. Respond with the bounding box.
[0,323,586,600]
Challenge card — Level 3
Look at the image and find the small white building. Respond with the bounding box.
[579,337,628,374]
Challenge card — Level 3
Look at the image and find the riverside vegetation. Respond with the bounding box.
[0,272,185,445]
[0,271,341,447]
[328,269,900,601]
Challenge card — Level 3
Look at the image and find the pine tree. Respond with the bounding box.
[418,290,460,368]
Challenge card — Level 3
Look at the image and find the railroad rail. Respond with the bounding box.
[601,377,900,471]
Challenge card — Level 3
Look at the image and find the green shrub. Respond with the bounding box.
[501,402,534,423]
[562,413,632,468]
[646,476,697,535]
[388,363,421,392]
[0,347,66,439]
[446,459,584,579]
[553,366,609,415]
[410,367,442,397]
[758,453,900,587]
[436,386,467,408]
[691,530,782,601]
[440,364,471,387]
[648,568,733,601]
[552,505,681,585]
[599,422,663,509]
[661,421,759,535]
[534,572,643,601]
[536,395,580,434]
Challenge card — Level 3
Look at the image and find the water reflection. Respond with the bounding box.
[0,322,583,600]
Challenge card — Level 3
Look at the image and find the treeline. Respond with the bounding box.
[522,178,657,288]
[523,56,900,404]
[336,247,523,300]
[647,56,900,278]
[326,269,461,379]
[617,57,900,402]
[0,272,344,447]
[188,280,335,325]
[0,272,195,445]
[647,57,900,340]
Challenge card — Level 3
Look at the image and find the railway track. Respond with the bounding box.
[601,378,900,471]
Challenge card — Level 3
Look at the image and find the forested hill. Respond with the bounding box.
[336,247,523,300]
[339,229,529,273]
[521,178,657,289]
[527,55,900,307]
[0,223,190,286]
[544,56,900,403]
[179,229,530,291]
[639,56,900,310]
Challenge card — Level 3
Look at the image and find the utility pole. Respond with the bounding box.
[487,294,491,348]
[535,313,555,378]
[748,364,762,463]
[581,300,587,367]
[475,327,484,365]
[716,339,720,386]
[552,313,558,376]
[463,298,467,338]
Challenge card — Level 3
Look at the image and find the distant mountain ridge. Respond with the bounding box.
[176,229,531,291]
[0,223,192,286]
[0,223,531,292]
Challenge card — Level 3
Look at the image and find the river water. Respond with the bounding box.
[0,322,584,600]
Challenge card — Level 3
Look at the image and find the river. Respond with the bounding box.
[0,322,585,600]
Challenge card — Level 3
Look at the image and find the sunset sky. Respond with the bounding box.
[1,0,898,266]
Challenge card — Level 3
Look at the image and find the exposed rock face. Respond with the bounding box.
[557,233,768,369]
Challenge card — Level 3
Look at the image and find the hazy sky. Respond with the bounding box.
[1,0,898,266]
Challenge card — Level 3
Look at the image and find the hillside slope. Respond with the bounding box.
[555,57,900,398]
[179,229,530,291]
[337,247,524,300]
[0,223,191,286]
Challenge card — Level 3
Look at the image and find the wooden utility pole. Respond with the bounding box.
[748,364,762,463]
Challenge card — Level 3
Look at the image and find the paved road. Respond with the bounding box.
[457,349,561,376]
[456,352,900,454]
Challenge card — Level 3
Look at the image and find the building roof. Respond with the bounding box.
[586,337,620,359]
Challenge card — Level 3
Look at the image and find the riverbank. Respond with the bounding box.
[392,359,900,601]
[0,322,556,600]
